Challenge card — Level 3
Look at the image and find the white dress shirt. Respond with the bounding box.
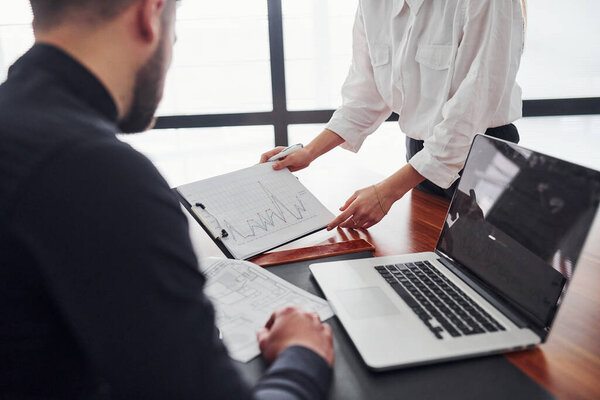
[326,0,525,188]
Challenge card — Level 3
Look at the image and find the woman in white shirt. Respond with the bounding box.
[261,0,526,230]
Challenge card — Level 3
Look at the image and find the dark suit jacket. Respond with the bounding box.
[0,44,330,399]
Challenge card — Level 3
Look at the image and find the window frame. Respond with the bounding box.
[155,0,600,146]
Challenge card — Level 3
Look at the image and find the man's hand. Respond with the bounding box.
[257,306,334,366]
[259,147,314,172]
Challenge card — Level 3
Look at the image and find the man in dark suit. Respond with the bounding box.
[0,0,333,398]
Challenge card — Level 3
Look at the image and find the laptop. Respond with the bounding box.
[310,134,600,370]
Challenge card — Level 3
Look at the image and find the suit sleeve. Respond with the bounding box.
[11,138,331,399]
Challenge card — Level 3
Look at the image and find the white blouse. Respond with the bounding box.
[326,0,525,189]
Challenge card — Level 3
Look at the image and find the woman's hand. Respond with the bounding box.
[259,146,314,172]
[327,184,390,230]
[327,164,426,230]
[259,128,346,172]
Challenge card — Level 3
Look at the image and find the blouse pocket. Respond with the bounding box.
[415,44,452,70]
[368,43,393,103]
[370,44,390,67]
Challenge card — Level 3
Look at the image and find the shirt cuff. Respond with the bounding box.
[325,110,368,153]
[408,147,461,189]
[263,345,332,398]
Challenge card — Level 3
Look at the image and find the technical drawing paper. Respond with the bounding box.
[201,257,334,363]
[177,163,335,259]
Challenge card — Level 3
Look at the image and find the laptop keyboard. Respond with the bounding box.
[375,261,505,339]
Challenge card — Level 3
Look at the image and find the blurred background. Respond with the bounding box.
[1,0,599,187]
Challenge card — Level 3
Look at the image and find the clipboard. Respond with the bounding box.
[176,187,375,265]
[174,189,235,258]
[173,163,339,261]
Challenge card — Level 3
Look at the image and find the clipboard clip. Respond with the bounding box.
[193,202,229,240]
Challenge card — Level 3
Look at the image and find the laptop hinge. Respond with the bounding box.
[435,250,548,341]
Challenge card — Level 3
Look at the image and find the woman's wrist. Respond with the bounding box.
[305,128,345,162]
[377,164,426,209]
[376,179,404,212]
[303,142,320,163]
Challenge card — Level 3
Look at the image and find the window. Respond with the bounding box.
[158,0,272,115]
[281,0,600,107]
[282,0,356,111]
[0,2,33,82]
[1,0,598,156]
[517,0,600,99]
[118,126,274,187]
[0,1,273,115]
[515,115,600,170]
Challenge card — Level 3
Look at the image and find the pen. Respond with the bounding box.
[267,143,303,162]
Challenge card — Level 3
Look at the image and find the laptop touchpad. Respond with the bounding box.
[335,287,400,320]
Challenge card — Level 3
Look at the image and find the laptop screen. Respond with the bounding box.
[437,135,600,328]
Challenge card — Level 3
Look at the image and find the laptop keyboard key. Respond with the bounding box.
[389,283,419,309]
[376,261,506,340]
[395,263,409,271]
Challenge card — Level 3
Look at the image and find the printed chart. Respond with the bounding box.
[178,163,335,259]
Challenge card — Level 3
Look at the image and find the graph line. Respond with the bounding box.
[224,181,312,242]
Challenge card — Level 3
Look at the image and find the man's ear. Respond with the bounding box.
[136,0,166,44]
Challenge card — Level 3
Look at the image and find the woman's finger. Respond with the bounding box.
[340,216,359,229]
[340,192,358,211]
[327,206,356,230]
[272,152,300,170]
[259,147,286,163]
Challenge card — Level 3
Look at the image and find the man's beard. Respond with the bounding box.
[118,36,168,134]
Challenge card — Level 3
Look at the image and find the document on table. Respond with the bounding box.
[201,257,334,363]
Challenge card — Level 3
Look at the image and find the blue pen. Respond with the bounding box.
[267,143,303,162]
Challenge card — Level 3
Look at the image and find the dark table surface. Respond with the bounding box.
[232,252,555,400]
[188,161,600,399]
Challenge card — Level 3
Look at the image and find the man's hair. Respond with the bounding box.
[29,0,140,29]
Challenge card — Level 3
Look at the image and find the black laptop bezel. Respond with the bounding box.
[432,134,600,341]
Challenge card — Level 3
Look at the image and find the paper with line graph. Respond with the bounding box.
[177,163,335,259]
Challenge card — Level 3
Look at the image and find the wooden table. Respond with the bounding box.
[187,158,600,400]
[348,189,600,400]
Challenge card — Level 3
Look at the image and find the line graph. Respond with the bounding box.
[224,181,314,242]
[176,163,335,259]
